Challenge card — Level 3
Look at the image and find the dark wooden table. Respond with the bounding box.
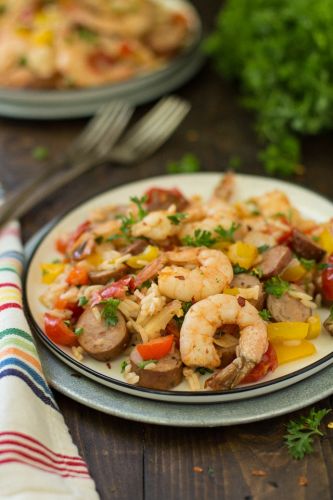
[1,2,333,498]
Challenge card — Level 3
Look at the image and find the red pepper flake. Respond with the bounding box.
[237,296,246,307]
[175,275,185,280]
[251,469,267,477]
[298,476,308,487]
[193,466,203,473]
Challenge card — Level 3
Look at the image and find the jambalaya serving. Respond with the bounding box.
[0,0,192,89]
[40,174,333,392]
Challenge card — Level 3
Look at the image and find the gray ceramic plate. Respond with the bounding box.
[0,0,203,120]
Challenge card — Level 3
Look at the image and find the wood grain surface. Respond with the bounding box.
[1,1,333,498]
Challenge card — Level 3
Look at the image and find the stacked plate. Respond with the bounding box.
[0,0,203,120]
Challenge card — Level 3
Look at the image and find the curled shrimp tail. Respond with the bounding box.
[205,356,255,390]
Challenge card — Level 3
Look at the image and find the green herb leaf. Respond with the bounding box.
[251,267,263,278]
[130,195,148,220]
[63,320,71,327]
[299,258,316,271]
[259,309,272,321]
[195,367,214,375]
[258,244,270,254]
[78,296,88,307]
[182,229,217,248]
[100,299,120,327]
[77,26,97,43]
[232,264,248,275]
[121,360,128,373]
[167,153,201,174]
[18,55,27,67]
[284,408,330,460]
[32,146,49,161]
[264,277,290,298]
[214,222,240,242]
[167,213,187,225]
[74,327,84,336]
[174,301,193,327]
[138,359,157,369]
[317,262,333,270]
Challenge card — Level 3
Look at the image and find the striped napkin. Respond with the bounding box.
[0,222,99,499]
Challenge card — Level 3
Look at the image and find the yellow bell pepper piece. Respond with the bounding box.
[281,262,307,282]
[223,287,239,296]
[33,30,53,45]
[272,340,316,365]
[228,242,258,270]
[307,315,321,339]
[126,245,159,269]
[318,228,333,254]
[86,252,103,267]
[267,322,309,342]
[41,262,65,284]
[212,240,231,251]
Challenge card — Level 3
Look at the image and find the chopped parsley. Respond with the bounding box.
[63,320,71,327]
[259,309,272,321]
[299,258,316,271]
[74,327,84,336]
[175,301,192,327]
[78,296,88,307]
[232,263,247,275]
[182,229,217,248]
[139,279,153,290]
[258,244,270,254]
[120,360,128,373]
[130,195,148,220]
[167,212,187,225]
[18,55,27,67]
[214,222,240,242]
[32,146,49,161]
[100,298,120,327]
[195,367,214,375]
[284,408,331,460]
[317,262,333,270]
[264,276,290,298]
[167,153,201,174]
[251,267,263,279]
[138,359,157,369]
[77,26,98,43]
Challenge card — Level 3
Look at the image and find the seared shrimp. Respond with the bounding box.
[131,207,181,241]
[158,248,233,302]
[180,294,268,388]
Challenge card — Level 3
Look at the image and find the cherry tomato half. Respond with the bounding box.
[137,335,174,361]
[242,342,278,384]
[322,254,333,301]
[44,313,77,347]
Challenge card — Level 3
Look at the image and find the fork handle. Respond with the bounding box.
[0,155,105,226]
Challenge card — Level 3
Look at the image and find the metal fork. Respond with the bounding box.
[1,96,190,225]
[0,101,134,227]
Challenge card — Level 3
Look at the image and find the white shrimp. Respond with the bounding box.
[131,206,181,241]
[180,294,268,389]
[158,248,233,302]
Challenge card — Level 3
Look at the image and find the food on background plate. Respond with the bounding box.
[0,0,194,89]
[39,173,333,391]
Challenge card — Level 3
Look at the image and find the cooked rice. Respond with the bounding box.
[127,319,149,344]
[143,362,157,370]
[59,286,80,303]
[315,293,322,307]
[288,289,313,301]
[72,346,85,362]
[92,306,102,321]
[139,300,182,340]
[137,283,166,325]
[124,371,139,385]
[237,285,259,300]
[78,285,103,300]
[183,368,201,391]
[118,299,140,320]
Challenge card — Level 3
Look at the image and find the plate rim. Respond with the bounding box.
[23,172,333,402]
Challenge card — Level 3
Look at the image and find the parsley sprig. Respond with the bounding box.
[100,298,120,327]
[117,195,148,240]
[259,309,272,321]
[167,213,187,225]
[264,277,290,298]
[182,229,217,247]
[214,222,240,242]
[284,408,331,460]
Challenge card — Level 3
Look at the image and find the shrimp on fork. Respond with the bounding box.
[179,294,268,388]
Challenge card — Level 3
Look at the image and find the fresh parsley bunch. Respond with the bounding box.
[206,0,333,176]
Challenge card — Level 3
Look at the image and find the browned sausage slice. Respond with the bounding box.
[130,347,183,391]
[231,273,265,309]
[267,293,311,322]
[291,229,326,262]
[77,307,130,361]
[88,264,128,285]
[259,245,292,278]
[121,239,148,256]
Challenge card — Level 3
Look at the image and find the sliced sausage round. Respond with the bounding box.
[259,245,292,279]
[231,273,265,309]
[77,307,130,361]
[267,293,311,323]
[88,264,128,285]
[291,229,326,262]
[130,346,183,391]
